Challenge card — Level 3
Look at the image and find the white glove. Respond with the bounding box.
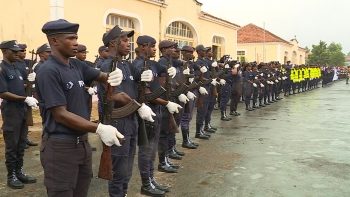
[219,79,226,85]
[24,97,38,107]
[234,64,240,68]
[268,74,271,77]
[189,78,194,83]
[87,87,97,95]
[200,66,208,73]
[278,77,281,80]
[267,81,271,84]
[260,73,264,76]
[211,79,218,86]
[199,87,208,95]
[178,93,189,104]
[27,72,36,82]
[167,67,176,78]
[253,83,257,88]
[255,76,258,80]
[141,70,153,82]
[275,80,279,83]
[211,61,218,68]
[108,68,123,86]
[186,91,196,100]
[260,84,265,88]
[165,101,182,114]
[137,103,156,122]
[96,123,124,147]
[225,64,230,69]
[183,68,190,75]
[271,82,275,84]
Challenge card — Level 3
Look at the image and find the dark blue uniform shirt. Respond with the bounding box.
[34,60,45,73]
[96,58,105,69]
[35,55,100,136]
[0,61,26,97]
[243,70,254,82]
[194,57,211,82]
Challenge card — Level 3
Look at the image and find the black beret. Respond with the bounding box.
[136,35,156,45]
[181,45,194,52]
[18,44,27,50]
[77,44,87,52]
[98,46,108,53]
[195,44,208,52]
[205,47,212,51]
[42,19,79,36]
[0,40,21,51]
[36,43,51,54]
[158,40,175,49]
[103,25,134,46]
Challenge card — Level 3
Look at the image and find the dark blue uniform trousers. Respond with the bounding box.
[205,84,216,124]
[219,83,232,111]
[109,115,138,197]
[244,82,252,106]
[196,85,210,126]
[180,90,198,131]
[138,110,162,179]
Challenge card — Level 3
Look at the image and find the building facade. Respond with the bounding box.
[237,23,306,64]
[1,0,240,61]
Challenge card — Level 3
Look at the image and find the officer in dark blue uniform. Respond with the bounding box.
[100,26,156,197]
[96,46,109,69]
[0,40,37,189]
[133,36,180,197]
[229,63,242,116]
[36,19,126,197]
[33,43,51,73]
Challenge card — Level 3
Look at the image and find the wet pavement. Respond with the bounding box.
[0,81,350,197]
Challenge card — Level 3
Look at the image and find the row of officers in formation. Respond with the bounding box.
[0,19,333,197]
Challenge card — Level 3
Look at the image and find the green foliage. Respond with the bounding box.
[308,41,345,66]
[240,56,247,62]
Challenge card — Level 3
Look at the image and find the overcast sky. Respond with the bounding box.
[200,0,350,54]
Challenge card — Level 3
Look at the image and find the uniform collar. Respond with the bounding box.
[50,55,72,71]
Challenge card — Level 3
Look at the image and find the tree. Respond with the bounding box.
[305,46,310,53]
[347,52,350,56]
[308,41,330,65]
[328,42,345,66]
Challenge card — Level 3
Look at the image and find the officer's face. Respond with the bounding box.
[150,44,157,57]
[18,49,26,59]
[197,50,206,58]
[2,49,19,63]
[100,50,109,59]
[206,50,213,58]
[76,51,86,61]
[118,36,130,56]
[49,33,78,57]
[172,51,180,59]
[183,52,193,60]
[40,51,51,61]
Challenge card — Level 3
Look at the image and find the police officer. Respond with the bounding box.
[229,62,242,116]
[133,36,180,197]
[0,40,37,189]
[36,19,126,197]
[33,43,51,73]
[96,46,109,69]
[100,26,157,197]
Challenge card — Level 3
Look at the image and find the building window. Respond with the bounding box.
[106,14,136,61]
[237,51,246,62]
[166,22,195,59]
[212,37,222,45]
[212,36,225,60]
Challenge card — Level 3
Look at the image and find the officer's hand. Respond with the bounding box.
[253,83,257,88]
[189,78,194,83]
[87,87,97,95]
[211,61,218,68]
[108,68,123,86]
[255,76,258,80]
[220,79,226,85]
[96,123,124,146]
[260,73,264,76]
[178,94,189,104]
[28,72,36,82]
[275,80,279,83]
[24,97,38,107]
[186,91,196,100]
[211,79,218,86]
[271,82,275,84]
[260,84,265,88]
[183,68,190,75]
[234,64,240,68]
[268,74,271,77]
[200,67,207,73]
[165,101,182,114]
[167,67,176,78]
[225,64,230,69]
[278,77,281,80]
[137,103,156,122]
[199,87,208,95]
[141,70,153,82]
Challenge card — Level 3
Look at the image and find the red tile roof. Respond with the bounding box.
[238,23,291,45]
[200,11,241,28]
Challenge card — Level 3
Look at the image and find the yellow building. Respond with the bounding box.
[1,0,240,61]
[237,23,306,64]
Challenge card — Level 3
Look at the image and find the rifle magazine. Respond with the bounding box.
[110,99,141,119]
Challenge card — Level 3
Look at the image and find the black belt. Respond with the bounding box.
[44,133,88,144]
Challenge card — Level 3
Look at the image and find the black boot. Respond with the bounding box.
[245,105,253,111]
[150,177,169,192]
[252,104,261,109]
[204,122,216,133]
[195,124,210,139]
[189,138,199,147]
[166,156,180,169]
[208,122,217,130]
[173,145,185,156]
[221,111,231,121]
[7,169,24,189]
[26,139,38,146]
[15,168,36,184]
[168,147,182,160]
[230,110,240,116]
[158,153,177,173]
[182,132,197,149]
[140,178,165,197]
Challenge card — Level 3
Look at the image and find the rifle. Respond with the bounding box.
[197,59,211,108]
[98,37,141,180]
[182,54,197,113]
[93,55,99,69]
[165,50,180,134]
[25,50,37,126]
